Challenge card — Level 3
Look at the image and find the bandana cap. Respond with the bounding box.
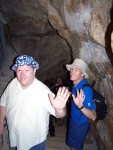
[12,55,39,71]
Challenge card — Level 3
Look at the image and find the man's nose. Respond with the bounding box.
[21,71,25,75]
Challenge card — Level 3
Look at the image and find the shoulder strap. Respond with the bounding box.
[81,84,91,89]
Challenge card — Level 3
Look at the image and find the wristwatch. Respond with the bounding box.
[78,105,84,109]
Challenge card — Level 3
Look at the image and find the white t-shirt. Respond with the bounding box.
[0,78,55,150]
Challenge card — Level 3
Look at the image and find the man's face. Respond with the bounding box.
[16,65,36,88]
[70,67,84,84]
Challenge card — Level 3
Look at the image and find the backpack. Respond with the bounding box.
[82,84,108,121]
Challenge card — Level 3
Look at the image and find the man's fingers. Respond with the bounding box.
[57,87,65,96]
[72,94,75,99]
[57,87,67,96]
[79,89,85,99]
[76,89,79,95]
[64,91,71,101]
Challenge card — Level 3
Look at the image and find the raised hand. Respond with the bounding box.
[72,89,85,108]
[48,87,70,117]
[48,87,70,110]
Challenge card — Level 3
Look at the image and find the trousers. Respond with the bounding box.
[29,140,46,150]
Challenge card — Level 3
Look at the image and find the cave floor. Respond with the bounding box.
[46,118,98,150]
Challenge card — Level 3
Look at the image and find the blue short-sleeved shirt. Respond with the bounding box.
[70,79,96,124]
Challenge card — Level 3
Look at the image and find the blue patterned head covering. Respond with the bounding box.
[12,55,39,71]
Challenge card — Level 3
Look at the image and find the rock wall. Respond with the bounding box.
[48,1,113,149]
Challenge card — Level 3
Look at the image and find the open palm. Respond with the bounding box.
[48,87,70,110]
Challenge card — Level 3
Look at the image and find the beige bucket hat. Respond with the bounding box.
[66,58,89,78]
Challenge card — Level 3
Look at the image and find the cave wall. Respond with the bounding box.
[1,0,113,149]
[1,0,71,81]
[48,1,113,149]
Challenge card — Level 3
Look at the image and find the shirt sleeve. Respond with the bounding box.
[83,86,96,110]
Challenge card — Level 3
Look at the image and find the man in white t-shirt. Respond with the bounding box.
[0,55,71,150]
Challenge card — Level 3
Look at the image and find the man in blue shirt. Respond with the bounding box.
[66,58,96,150]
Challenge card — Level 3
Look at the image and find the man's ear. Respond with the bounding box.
[81,72,84,77]
[34,68,36,75]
